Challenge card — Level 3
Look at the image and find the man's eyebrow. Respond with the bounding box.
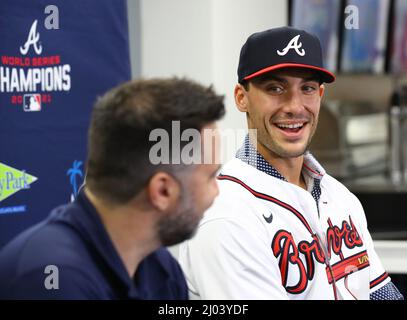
[259,75,287,83]
[255,74,321,85]
[301,76,320,83]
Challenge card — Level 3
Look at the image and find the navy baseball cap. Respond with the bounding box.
[237,26,335,84]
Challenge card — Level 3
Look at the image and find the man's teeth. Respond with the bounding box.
[276,123,304,129]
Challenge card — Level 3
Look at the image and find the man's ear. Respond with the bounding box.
[234,84,249,113]
[319,84,325,98]
[147,172,180,212]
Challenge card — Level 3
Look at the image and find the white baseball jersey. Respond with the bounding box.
[179,140,394,300]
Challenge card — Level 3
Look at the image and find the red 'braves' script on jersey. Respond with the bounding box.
[272,216,365,294]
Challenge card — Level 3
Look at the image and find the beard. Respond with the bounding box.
[157,188,201,247]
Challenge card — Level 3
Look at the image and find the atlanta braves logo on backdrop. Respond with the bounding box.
[0,10,71,112]
[20,20,42,55]
[277,35,305,56]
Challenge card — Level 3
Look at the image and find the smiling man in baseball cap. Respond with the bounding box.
[179,26,404,300]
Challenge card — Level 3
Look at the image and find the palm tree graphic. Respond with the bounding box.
[67,160,83,200]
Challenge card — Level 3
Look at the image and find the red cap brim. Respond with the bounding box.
[243,63,336,83]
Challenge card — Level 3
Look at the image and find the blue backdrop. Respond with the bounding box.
[0,0,131,247]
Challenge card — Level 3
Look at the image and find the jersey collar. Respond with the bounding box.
[236,135,325,190]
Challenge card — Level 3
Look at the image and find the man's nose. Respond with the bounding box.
[281,89,304,114]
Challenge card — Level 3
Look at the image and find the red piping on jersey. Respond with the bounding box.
[303,163,323,177]
[370,272,389,289]
[217,174,313,234]
[326,250,370,284]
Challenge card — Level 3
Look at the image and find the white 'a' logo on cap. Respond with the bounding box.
[277,35,305,56]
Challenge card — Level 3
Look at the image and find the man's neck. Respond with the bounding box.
[84,188,160,278]
[257,143,306,189]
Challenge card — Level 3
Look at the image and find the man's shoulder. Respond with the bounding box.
[216,158,265,200]
[0,262,102,299]
[198,158,287,227]
[321,173,366,219]
[321,173,357,197]
[0,205,96,291]
[0,222,103,299]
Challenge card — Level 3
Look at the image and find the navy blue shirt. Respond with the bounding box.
[0,191,188,300]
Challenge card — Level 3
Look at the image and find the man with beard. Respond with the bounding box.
[0,78,224,299]
[178,27,404,300]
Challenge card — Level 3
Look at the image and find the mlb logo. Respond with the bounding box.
[23,94,41,112]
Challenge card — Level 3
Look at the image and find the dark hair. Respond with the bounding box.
[86,77,225,204]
